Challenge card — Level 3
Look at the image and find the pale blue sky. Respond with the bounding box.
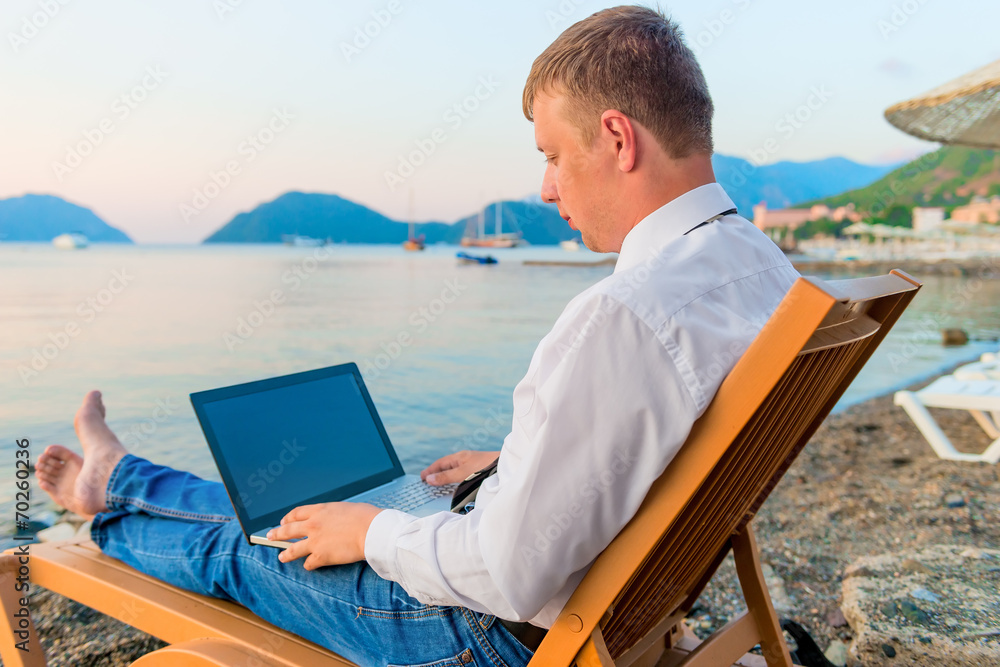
[2,0,997,243]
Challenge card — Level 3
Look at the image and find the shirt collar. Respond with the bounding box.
[614,183,737,274]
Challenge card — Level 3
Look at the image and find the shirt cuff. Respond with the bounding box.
[364,508,417,583]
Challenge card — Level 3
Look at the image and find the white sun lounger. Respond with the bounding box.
[953,358,1000,381]
[894,375,1000,463]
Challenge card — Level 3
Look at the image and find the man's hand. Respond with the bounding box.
[268,502,382,570]
[421,450,500,485]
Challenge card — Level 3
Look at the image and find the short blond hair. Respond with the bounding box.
[522,5,713,158]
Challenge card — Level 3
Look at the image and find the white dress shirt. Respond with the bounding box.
[365,183,800,627]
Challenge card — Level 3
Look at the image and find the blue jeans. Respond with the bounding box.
[91,454,535,667]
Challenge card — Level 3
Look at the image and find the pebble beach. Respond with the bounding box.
[11,365,1000,666]
[692,369,999,663]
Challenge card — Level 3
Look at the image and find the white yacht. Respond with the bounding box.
[52,232,89,249]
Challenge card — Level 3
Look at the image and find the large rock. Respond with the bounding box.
[841,545,1000,665]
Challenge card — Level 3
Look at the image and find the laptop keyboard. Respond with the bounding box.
[367,480,455,513]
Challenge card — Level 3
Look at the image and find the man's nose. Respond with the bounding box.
[540,168,558,204]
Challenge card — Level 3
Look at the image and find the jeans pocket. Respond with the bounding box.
[388,647,477,667]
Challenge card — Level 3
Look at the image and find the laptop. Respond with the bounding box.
[190,362,455,548]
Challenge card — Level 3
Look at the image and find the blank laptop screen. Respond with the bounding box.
[199,372,396,521]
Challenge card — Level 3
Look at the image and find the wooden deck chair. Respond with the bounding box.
[0,270,920,667]
[529,269,920,667]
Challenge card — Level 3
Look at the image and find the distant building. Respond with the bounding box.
[950,196,1000,224]
[751,203,813,230]
[829,204,862,223]
[912,207,945,232]
[752,202,861,230]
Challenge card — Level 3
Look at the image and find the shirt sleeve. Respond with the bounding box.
[364,292,700,622]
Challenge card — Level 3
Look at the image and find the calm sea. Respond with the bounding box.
[2,243,998,528]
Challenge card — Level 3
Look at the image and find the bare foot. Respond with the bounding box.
[36,391,128,518]
[36,445,90,515]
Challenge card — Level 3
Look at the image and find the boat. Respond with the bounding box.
[460,201,523,248]
[456,251,497,265]
[403,191,425,251]
[52,232,88,249]
[560,239,581,251]
[281,234,326,247]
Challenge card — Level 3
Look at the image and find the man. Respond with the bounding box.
[36,6,798,666]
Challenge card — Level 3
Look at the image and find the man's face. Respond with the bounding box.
[533,91,619,253]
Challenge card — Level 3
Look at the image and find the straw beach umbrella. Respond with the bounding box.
[885,58,1000,149]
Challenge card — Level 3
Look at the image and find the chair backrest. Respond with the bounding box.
[530,270,921,663]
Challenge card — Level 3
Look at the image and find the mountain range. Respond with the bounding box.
[0,153,903,244]
[203,193,585,245]
[203,154,898,244]
[0,194,132,243]
[802,146,1000,214]
[713,155,899,215]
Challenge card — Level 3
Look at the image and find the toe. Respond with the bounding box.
[82,390,105,417]
[35,457,59,482]
[40,444,74,464]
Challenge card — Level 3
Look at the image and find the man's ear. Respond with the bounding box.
[600,109,637,173]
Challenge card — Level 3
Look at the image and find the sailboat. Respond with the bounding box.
[403,229,425,251]
[52,232,89,249]
[403,190,425,251]
[460,201,523,248]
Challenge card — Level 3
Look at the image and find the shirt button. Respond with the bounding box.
[460,649,473,663]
